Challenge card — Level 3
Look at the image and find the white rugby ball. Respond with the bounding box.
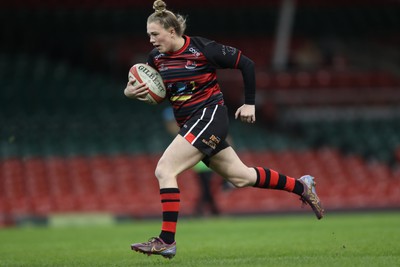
[128,63,166,105]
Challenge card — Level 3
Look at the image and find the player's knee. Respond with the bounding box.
[154,162,165,181]
[154,158,171,182]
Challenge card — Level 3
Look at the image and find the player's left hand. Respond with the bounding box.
[235,104,256,124]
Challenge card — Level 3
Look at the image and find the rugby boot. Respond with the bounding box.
[131,237,176,259]
[298,175,324,219]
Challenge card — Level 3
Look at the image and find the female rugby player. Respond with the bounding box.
[124,0,324,259]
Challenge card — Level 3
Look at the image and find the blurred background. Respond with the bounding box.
[1,0,399,226]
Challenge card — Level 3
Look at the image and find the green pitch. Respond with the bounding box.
[0,212,399,267]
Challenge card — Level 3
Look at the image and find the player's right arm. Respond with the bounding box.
[125,49,160,102]
[124,78,149,101]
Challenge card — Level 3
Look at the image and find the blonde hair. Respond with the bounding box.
[148,0,187,36]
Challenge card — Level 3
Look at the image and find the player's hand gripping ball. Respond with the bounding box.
[128,63,166,104]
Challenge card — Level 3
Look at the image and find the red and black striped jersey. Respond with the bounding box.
[147,35,254,127]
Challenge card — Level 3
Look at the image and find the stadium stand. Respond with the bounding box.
[1,150,399,221]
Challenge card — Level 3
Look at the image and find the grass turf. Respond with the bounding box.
[0,212,399,267]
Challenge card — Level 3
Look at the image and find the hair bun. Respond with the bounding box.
[153,0,167,14]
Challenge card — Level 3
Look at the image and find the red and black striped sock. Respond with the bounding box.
[159,188,180,244]
[253,167,304,195]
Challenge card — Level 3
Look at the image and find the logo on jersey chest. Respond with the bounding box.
[157,60,197,71]
[189,47,201,57]
[185,60,197,70]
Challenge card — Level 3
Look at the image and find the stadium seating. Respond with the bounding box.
[1,149,399,222]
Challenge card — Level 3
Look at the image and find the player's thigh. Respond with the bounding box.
[208,147,256,186]
[157,134,205,177]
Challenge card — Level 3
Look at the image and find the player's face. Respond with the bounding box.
[147,22,174,53]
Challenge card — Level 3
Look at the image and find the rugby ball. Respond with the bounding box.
[128,63,166,105]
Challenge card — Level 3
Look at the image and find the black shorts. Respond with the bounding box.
[179,105,230,165]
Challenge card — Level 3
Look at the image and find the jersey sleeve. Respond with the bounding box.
[202,41,242,69]
[146,49,158,69]
[203,41,256,105]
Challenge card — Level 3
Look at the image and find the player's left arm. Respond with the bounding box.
[203,41,256,123]
[234,54,256,123]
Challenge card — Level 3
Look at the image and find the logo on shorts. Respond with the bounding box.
[202,135,221,150]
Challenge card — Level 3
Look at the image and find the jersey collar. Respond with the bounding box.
[168,35,190,56]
